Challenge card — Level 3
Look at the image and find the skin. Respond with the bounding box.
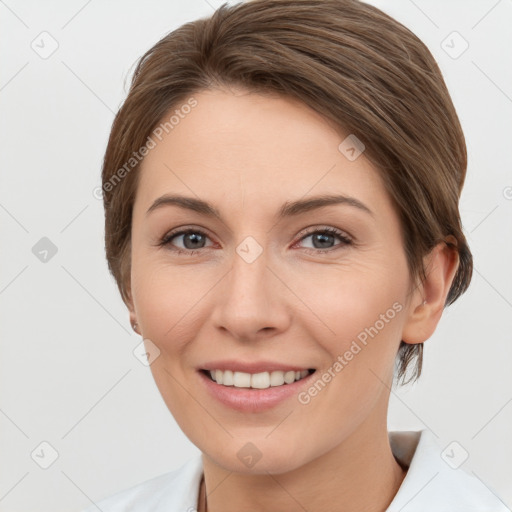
[126,87,459,512]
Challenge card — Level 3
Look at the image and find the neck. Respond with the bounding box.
[199,419,406,512]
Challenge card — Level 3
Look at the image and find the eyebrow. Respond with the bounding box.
[145,193,374,219]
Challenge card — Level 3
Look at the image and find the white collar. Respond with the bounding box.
[386,429,509,510]
[87,429,509,511]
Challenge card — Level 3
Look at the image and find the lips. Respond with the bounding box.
[197,364,317,412]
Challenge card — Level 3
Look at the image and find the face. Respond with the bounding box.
[128,87,417,474]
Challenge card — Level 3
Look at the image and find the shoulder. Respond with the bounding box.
[80,454,203,512]
[387,430,510,511]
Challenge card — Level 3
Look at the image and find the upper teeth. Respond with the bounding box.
[209,369,310,389]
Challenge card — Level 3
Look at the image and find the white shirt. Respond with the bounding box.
[81,429,510,511]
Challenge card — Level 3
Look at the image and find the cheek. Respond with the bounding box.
[292,269,407,441]
[289,261,409,415]
[131,259,218,352]
[293,261,407,349]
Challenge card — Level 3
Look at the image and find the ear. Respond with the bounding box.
[401,236,460,344]
[124,279,138,333]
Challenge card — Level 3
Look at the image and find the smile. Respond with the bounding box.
[203,369,315,389]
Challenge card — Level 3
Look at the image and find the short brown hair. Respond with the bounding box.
[101,0,473,384]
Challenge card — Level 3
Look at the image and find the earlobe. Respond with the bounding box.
[129,309,139,335]
[401,237,460,345]
[124,283,138,333]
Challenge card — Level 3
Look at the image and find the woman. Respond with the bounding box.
[83,0,508,510]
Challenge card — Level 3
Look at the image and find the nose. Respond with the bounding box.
[210,245,292,342]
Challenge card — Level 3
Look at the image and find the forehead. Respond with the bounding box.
[135,88,393,222]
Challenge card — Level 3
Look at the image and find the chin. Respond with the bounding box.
[202,441,306,475]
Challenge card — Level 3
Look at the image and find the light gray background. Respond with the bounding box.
[1,0,511,510]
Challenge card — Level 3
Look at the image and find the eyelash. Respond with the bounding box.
[158,226,353,256]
